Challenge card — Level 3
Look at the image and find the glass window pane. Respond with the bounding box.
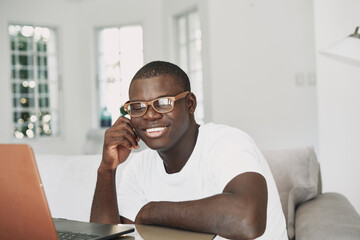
[11,55,16,65]
[97,25,144,125]
[189,12,200,40]
[11,40,16,50]
[179,46,188,72]
[175,10,204,124]
[19,55,33,66]
[19,69,33,79]
[38,69,48,80]
[37,40,47,52]
[37,56,47,66]
[178,16,187,45]
[13,111,31,122]
[12,82,35,94]
[18,39,28,51]
[39,97,49,108]
[38,83,48,93]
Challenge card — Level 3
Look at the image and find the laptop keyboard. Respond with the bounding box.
[57,231,100,240]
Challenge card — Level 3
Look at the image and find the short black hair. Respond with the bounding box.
[131,61,191,91]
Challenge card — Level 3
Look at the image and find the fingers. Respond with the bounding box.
[106,130,138,150]
[105,116,139,150]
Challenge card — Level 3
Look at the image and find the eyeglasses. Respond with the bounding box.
[123,91,190,117]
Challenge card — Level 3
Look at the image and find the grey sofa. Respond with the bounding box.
[36,146,360,239]
[263,146,360,240]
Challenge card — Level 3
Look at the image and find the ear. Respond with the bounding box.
[186,92,197,114]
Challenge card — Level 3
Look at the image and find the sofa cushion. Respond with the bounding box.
[35,154,102,221]
[35,153,133,222]
[262,146,320,240]
[295,192,360,240]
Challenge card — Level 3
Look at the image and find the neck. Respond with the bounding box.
[158,122,200,174]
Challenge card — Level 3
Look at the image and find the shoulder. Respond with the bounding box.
[198,123,262,166]
[199,122,264,168]
[199,123,266,190]
[200,122,255,148]
[201,122,250,137]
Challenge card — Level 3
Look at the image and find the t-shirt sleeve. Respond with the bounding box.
[209,129,265,192]
[117,156,148,222]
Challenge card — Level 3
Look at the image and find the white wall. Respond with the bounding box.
[1,0,317,155]
[0,0,12,141]
[162,0,318,151]
[0,0,83,154]
[76,0,164,128]
[314,0,360,213]
[162,0,213,122]
[0,0,164,154]
[207,0,318,150]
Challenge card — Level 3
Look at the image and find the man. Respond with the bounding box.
[90,61,287,239]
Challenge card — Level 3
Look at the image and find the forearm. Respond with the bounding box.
[135,193,264,240]
[90,168,120,224]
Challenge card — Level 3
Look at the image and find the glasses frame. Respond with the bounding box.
[123,91,190,117]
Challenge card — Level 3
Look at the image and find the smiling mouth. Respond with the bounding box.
[144,127,167,138]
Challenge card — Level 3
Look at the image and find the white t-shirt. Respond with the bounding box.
[117,122,287,239]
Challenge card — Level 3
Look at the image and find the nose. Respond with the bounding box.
[142,105,162,120]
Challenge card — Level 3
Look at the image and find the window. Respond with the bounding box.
[9,24,60,139]
[175,10,204,123]
[97,25,143,125]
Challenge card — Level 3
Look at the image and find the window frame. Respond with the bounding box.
[8,23,62,140]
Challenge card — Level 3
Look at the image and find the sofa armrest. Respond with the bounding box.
[295,192,360,240]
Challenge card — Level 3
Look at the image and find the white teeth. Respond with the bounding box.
[146,127,165,133]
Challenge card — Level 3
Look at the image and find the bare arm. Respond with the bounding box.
[90,168,120,224]
[90,116,139,224]
[135,172,267,240]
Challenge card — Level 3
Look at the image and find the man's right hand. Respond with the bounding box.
[90,116,140,224]
[100,116,140,171]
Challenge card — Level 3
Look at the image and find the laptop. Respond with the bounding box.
[0,144,134,240]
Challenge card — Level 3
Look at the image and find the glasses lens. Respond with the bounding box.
[154,98,173,113]
[129,102,147,116]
